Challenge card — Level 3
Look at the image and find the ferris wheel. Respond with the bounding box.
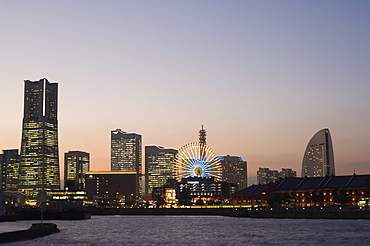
[174,142,222,181]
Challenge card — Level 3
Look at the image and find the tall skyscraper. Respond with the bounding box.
[19,78,60,198]
[0,149,20,192]
[220,155,248,190]
[111,129,142,172]
[111,129,142,196]
[64,151,90,190]
[302,128,335,177]
[144,145,177,196]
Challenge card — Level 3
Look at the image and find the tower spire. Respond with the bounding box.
[199,125,207,145]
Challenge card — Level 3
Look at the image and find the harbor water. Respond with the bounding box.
[1,215,370,245]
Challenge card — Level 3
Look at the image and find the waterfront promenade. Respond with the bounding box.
[250,207,370,219]
[10,206,370,220]
[88,207,370,219]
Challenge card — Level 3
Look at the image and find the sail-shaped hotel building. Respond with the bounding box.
[301,128,335,177]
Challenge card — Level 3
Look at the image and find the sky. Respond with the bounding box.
[1,1,370,185]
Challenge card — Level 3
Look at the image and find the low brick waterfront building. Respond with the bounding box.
[232,174,370,207]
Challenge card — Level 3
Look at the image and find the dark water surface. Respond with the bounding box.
[1,215,370,245]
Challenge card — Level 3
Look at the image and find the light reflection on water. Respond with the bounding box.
[1,215,370,245]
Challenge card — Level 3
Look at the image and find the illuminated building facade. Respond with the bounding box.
[232,183,275,206]
[163,188,177,205]
[19,79,60,198]
[257,168,279,185]
[232,174,370,207]
[220,155,247,191]
[144,145,177,196]
[302,128,335,177]
[257,168,297,185]
[64,151,90,190]
[177,177,231,205]
[279,168,297,179]
[111,129,141,173]
[111,129,142,196]
[0,149,20,192]
[48,190,88,208]
[49,190,87,202]
[85,171,138,205]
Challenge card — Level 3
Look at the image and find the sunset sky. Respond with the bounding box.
[1,1,369,184]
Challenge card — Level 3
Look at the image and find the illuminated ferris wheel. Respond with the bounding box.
[174,142,222,181]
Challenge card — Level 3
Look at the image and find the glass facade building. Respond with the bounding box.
[111,129,142,172]
[257,167,297,184]
[18,79,60,198]
[219,155,248,191]
[280,168,297,179]
[144,145,177,197]
[0,149,20,192]
[111,129,142,196]
[64,151,90,190]
[302,128,335,177]
[257,167,279,185]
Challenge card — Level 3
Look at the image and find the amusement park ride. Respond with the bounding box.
[174,125,222,181]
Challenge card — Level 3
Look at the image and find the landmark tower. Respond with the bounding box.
[199,125,206,145]
[19,79,60,198]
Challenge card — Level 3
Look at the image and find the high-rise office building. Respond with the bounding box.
[219,155,248,191]
[64,151,90,190]
[257,168,279,185]
[111,129,142,172]
[257,167,297,184]
[0,149,20,192]
[111,129,142,196]
[280,168,297,179]
[144,145,177,197]
[18,78,60,198]
[302,128,335,177]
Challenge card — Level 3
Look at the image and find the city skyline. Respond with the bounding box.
[1,1,370,185]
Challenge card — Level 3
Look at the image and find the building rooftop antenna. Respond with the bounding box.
[199,125,207,145]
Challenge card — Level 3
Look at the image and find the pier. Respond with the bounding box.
[0,223,59,243]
